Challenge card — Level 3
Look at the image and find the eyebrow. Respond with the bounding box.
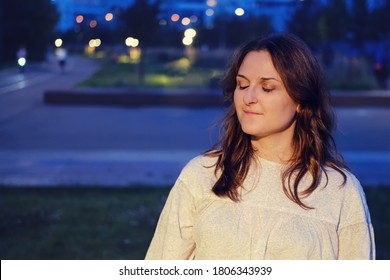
[236,74,279,82]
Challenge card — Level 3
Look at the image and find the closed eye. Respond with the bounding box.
[239,85,249,90]
[263,87,274,93]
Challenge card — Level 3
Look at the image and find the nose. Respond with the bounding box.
[243,86,258,105]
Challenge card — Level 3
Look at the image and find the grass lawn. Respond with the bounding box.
[0,187,169,260]
[0,186,388,260]
[77,49,382,90]
[77,52,227,89]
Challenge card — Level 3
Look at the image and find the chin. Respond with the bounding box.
[241,127,265,137]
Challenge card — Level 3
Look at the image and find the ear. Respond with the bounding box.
[296,104,301,113]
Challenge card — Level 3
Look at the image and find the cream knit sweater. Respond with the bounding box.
[145,155,375,260]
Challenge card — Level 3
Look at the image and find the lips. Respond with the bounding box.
[243,110,261,115]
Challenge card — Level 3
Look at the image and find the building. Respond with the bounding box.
[53,0,309,32]
[52,0,133,32]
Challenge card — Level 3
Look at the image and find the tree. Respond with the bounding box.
[225,16,274,48]
[320,0,350,43]
[118,0,161,84]
[370,0,390,41]
[118,0,160,48]
[1,0,59,63]
[349,0,371,50]
[286,0,325,47]
[196,15,274,50]
[0,0,4,65]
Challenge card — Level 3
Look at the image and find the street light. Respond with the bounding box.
[235,8,245,16]
[182,37,193,46]
[89,39,101,48]
[125,37,139,48]
[125,37,140,63]
[184,28,196,38]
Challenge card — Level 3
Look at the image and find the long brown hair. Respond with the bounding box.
[207,33,348,209]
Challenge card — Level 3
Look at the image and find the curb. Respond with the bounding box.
[43,88,226,108]
[43,88,390,108]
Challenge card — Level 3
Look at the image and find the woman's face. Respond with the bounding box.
[234,50,298,143]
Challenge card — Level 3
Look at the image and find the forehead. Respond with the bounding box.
[238,50,280,79]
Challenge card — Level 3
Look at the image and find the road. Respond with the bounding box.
[0,55,389,187]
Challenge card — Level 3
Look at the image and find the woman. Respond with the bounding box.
[145,33,375,260]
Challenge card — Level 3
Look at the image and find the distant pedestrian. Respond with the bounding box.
[374,54,388,89]
[145,33,375,260]
[55,47,67,72]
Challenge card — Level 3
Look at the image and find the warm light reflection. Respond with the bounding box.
[171,13,180,22]
[129,48,141,63]
[105,13,113,21]
[85,45,95,55]
[75,15,83,23]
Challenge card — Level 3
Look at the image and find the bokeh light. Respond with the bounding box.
[89,39,101,48]
[184,28,197,38]
[171,13,180,22]
[207,0,217,7]
[235,8,245,16]
[54,38,63,48]
[89,20,97,28]
[190,15,198,23]
[18,57,26,67]
[159,19,167,25]
[105,13,113,21]
[182,37,193,46]
[181,17,191,26]
[125,37,139,47]
[75,15,83,24]
[205,9,214,16]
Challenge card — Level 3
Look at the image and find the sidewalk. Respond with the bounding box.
[0,149,389,187]
[1,57,390,188]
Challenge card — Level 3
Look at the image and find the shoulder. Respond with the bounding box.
[179,154,218,183]
[171,154,218,198]
[324,167,364,197]
[324,168,371,226]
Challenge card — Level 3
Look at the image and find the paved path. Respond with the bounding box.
[0,55,389,188]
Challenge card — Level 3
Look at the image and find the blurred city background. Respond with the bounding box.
[0,0,389,260]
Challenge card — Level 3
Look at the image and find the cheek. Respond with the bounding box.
[233,90,241,108]
[280,103,298,123]
[275,95,297,114]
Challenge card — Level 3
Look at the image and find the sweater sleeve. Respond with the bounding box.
[337,175,375,260]
[145,177,196,260]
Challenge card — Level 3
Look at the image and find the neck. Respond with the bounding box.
[251,126,295,164]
